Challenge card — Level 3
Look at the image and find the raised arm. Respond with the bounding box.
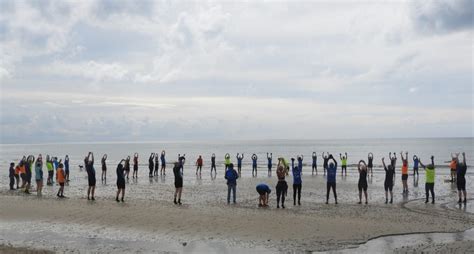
[382,157,386,170]
[345,152,347,159]
[462,152,466,165]
[418,159,426,169]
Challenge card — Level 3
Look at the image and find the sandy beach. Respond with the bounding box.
[1,169,473,253]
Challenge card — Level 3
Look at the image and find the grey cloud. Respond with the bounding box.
[410,0,473,34]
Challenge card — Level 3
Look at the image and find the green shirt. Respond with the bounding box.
[425,166,435,183]
[341,158,347,166]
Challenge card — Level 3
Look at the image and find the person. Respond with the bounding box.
[382,157,395,204]
[116,159,126,202]
[291,158,302,206]
[53,157,59,183]
[211,153,217,174]
[225,153,231,170]
[9,163,15,190]
[178,154,186,171]
[154,153,159,176]
[267,153,272,176]
[124,156,131,179]
[35,158,43,196]
[46,155,54,185]
[64,155,70,182]
[236,153,243,175]
[368,153,374,176]
[19,159,26,189]
[256,183,271,207]
[339,153,347,176]
[101,154,107,183]
[456,152,467,204]
[358,160,368,204]
[25,155,34,194]
[450,153,459,182]
[160,150,166,176]
[326,154,338,204]
[389,152,397,168]
[225,163,239,204]
[56,163,66,198]
[173,162,183,205]
[148,153,155,178]
[252,154,258,177]
[312,152,317,175]
[400,152,409,193]
[85,152,96,200]
[322,152,329,175]
[418,156,435,204]
[276,165,288,208]
[196,155,203,176]
[413,155,419,176]
[14,163,20,189]
[133,153,139,178]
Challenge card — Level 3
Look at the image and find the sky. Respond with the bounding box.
[0,0,472,143]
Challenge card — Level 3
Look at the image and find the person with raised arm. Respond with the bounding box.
[85,152,96,200]
[312,152,317,175]
[178,154,186,171]
[275,165,288,208]
[367,153,374,176]
[133,152,139,179]
[101,154,107,183]
[160,150,166,176]
[382,157,395,204]
[322,152,329,175]
[196,155,203,177]
[400,151,409,194]
[148,153,155,178]
[173,162,183,205]
[412,155,419,177]
[456,152,467,204]
[25,155,34,194]
[291,157,302,206]
[211,153,217,174]
[236,153,244,175]
[116,159,126,202]
[419,156,435,204]
[325,154,338,204]
[46,155,54,185]
[124,156,131,180]
[224,153,231,171]
[297,155,304,174]
[225,163,239,204]
[389,152,397,168]
[154,153,159,176]
[358,160,368,204]
[267,153,273,176]
[252,154,258,177]
[339,153,347,176]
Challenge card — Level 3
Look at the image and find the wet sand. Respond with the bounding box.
[0,169,473,253]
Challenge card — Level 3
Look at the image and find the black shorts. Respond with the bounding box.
[457,179,466,191]
[134,165,138,171]
[276,181,288,195]
[368,163,373,168]
[358,182,368,192]
[117,179,126,189]
[402,174,408,181]
[175,179,183,188]
[384,182,393,192]
[59,183,64,187]
[102,166,106,171]
[88,177,96,187]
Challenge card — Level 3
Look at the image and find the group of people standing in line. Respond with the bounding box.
[8,151,468,208]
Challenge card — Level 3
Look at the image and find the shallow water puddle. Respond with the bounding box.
[315,228,474,253]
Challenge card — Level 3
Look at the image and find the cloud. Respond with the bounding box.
[409,0,473,34]
[0,1,472,142]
